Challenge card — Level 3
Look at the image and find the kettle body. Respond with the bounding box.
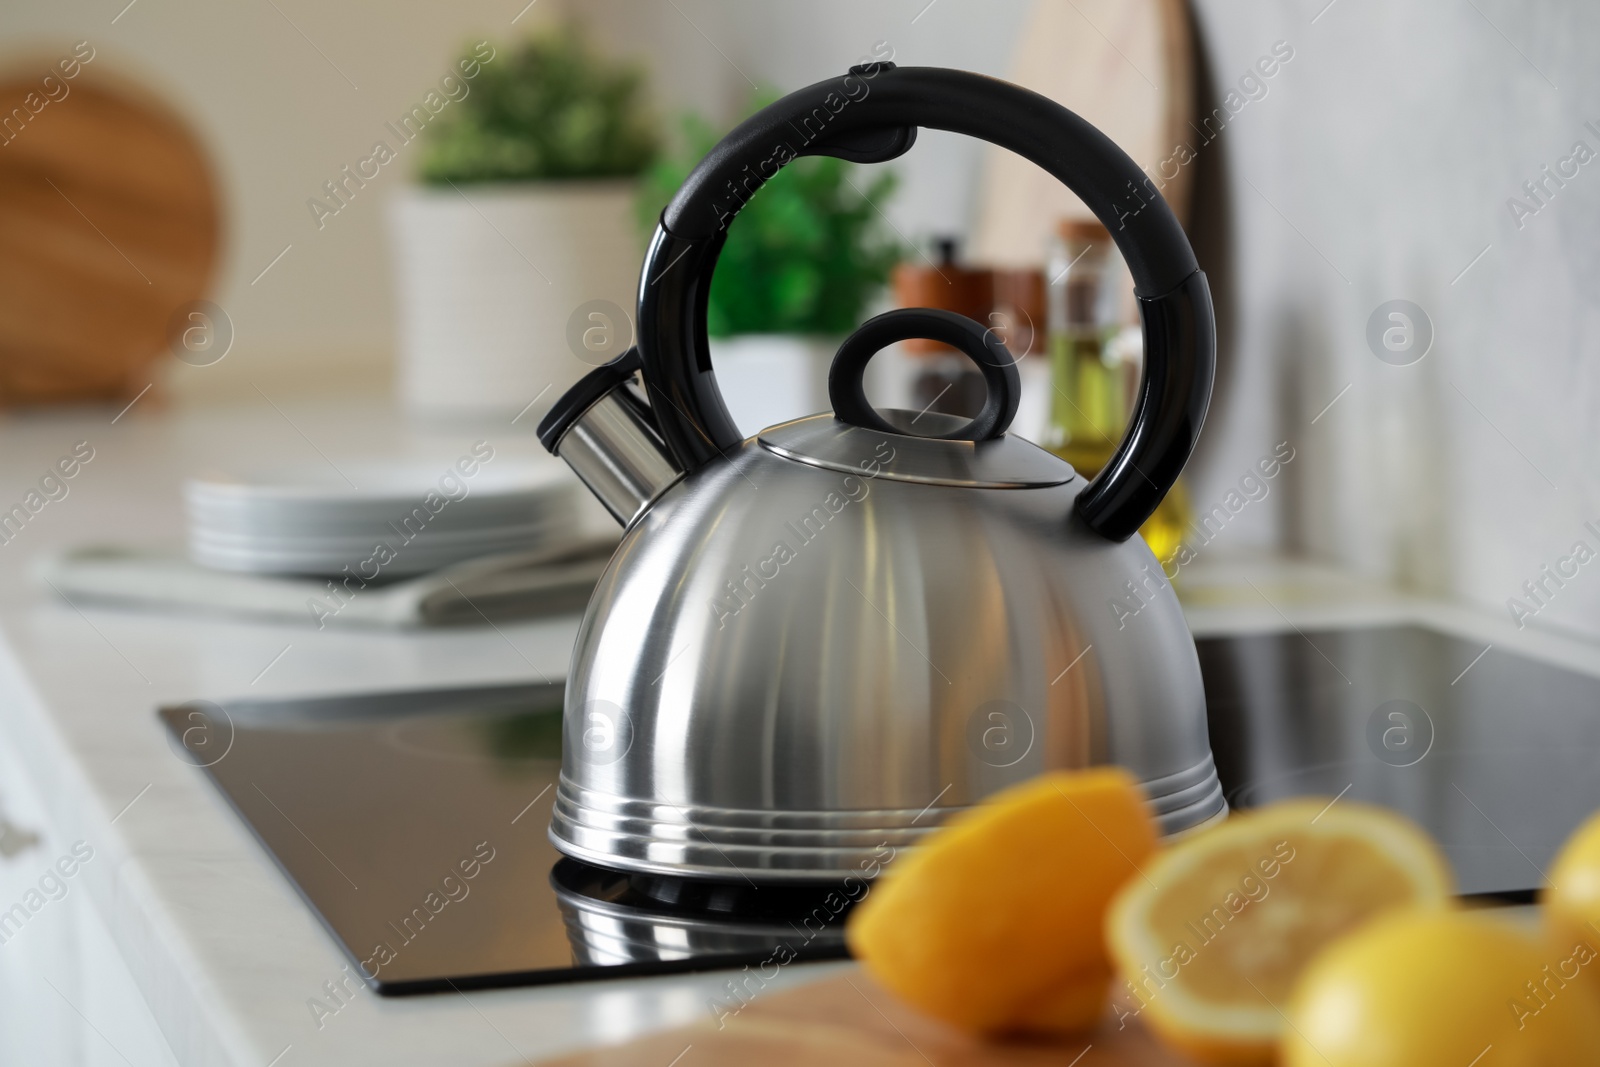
[539,64,1226,882]
[552,413,1222,881]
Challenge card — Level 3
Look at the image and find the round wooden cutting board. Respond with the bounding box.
[970,0,1196,266]
[0,70,220,406]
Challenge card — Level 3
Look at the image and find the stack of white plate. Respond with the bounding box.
[185,459,581,578]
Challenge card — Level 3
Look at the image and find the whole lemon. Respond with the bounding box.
[1546,810,1600,959]
[1283,908,1600,1067]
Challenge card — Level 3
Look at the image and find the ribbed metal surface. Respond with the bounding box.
[550,435,1222,882]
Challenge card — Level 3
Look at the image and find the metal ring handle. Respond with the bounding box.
[828,309,1019,442]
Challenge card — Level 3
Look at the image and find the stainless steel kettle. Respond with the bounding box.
[538,64,1224,883]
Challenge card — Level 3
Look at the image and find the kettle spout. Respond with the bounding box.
[537,349,683,528]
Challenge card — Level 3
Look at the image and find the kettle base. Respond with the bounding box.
[549,755,1227,884]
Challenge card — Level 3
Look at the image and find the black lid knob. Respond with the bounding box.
[828,308,1019,442]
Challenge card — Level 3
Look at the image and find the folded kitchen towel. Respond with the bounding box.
[37,536,618,629]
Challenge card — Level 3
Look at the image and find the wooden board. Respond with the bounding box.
[535,970,1194,1067]
[970,0,1196,267]
[0,70,220,405]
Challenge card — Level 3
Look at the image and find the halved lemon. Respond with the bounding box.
[847,768,1158,1036]
[1106,798,1453,1066]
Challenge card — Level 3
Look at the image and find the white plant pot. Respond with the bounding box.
[387,181,640,418]
[707,335,841,438]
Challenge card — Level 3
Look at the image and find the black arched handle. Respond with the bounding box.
[829,309,1019,442]
[632,64,1214,542]
[1074,273,1215,540]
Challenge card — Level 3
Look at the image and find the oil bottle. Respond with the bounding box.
[1044,219,1190,571]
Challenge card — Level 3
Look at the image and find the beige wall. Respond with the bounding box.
[1182,0,1600,637]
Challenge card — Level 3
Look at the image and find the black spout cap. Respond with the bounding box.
[536,347,644,454]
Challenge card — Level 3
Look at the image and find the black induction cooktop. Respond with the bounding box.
[161,624,1600,995]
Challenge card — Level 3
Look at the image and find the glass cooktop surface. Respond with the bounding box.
[160,624,1600,994]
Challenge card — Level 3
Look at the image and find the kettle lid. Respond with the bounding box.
[758,411,1074,489]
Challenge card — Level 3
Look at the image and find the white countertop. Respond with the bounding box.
[1,403,1596,1067]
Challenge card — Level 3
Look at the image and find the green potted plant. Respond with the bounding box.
[637,99,902,433]
[388,24,657,417]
